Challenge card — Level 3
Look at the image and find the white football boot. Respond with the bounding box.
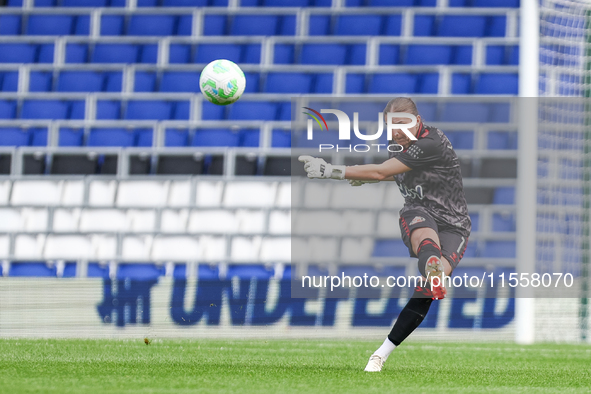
[364,354,386,372]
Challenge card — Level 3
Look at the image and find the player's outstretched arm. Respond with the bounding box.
[299,156,411,181]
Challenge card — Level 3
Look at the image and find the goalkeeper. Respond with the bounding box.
[299,97,471,372]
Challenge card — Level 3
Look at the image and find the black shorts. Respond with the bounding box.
[399,208,469,270]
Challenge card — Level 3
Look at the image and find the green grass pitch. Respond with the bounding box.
[0,339,590,393]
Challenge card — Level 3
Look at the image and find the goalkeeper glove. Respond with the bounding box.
[298,155,346,180]
[348,179,380,187]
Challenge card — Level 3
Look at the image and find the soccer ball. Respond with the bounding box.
[199,59,246,106]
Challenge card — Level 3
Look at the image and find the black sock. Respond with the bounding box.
[387,289,433,346]
[416,238,441,277]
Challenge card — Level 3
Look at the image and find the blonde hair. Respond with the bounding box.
[383,97,419,117]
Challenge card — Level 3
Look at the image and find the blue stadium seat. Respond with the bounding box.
[416,102,437,122]
[0,72,18,92]
[101,15,124,36]
[315,74,333,93]
[38,44,55,63]
[481,240,515,258]
[492,213,515,232]
[452,73,472,94]
[194,44,241,64]
[368,74,417,94]
[446,131,473,149]
[488,131,517,150]
[469,213,479,232]
[493,187,515,205]
[163,0,208,5]
[27,15,75,35]
[229,102,278,121]
[128,15,177,36]
[74,15,90,35]
[88,128,135,147]
[369,0,413,5]
[125,101,173,120]
[277,102,291,121]
[62,262,77,278]
[279,16,296,36]
[372,239,408,257]
[0,128,30,146]
[0,44,36,63]
[135,129,153,147]
[7,0,23,6]
[231,15,278,35]
[309,15,330,35]
[96,101,121,119]
[346,74,365,93]
[405,45,452,65]
[418,73,438,94]
[348,44,367,65]
[437,16,487,37]
[10,262,56,277]
[169,44,191,63]
[274,44,294,64]
[34,0,56,4]
[58,71,104,92]
[177,15,192,36]
[164,129,189,147]
[21,100,69,119]
[66,44,88,63]
[300,44,346,65]
[475,74,518,95]
[63,0,107,5]
[203,15,227,35]
[227,264,274,280]
[243,44,261,63]
[29,72,52,92]
[379,45,400,65]
[244,72,260,93]
[200,101,224,121]
[488,16,506,37]
[105,72,122,92]
[265,0,309,5]
[0,15,21,35]
[118,264,164,280]
[139,44,158,63]
[294,129,340,148]
[0,101,16,119]
[92,44,139,63]
[474,0,519,6]
[414,15,435,36]
[455,46,473,64]
[265,73,313,94]
[160,72,200,93]
[192,129,239,147]
[335,15,383,36]
[272,129,291,148]
[134,71,156,92]
[69,101,86,120]
[508,46,519,65]
[440,102,489,122]
[30,128,84,147]
[384,15,402,35]
[172,101,190,120]
[486,46,506,65]
[136,0,158,5]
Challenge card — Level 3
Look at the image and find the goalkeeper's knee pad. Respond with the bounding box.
[416,238,441,278]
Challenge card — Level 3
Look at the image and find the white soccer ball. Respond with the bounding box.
[199,59,246,106]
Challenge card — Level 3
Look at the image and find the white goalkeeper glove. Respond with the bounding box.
[298,155,346,180]
[348,179,380,187]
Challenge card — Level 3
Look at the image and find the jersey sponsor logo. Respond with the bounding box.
[409,216,426,226]
[398,183,424,200]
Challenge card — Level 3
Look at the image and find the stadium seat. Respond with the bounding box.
[101,15,124,36]
[228,102,278,121]
[0,101,16,119]
[201,101,225,120]
[300,44,346,65]
[309,15,330,35]
[163,0,208,5]
[379,45,400,65]
[165,129,189,147]
[104,72,122,92]
[118,263,163,280]
[0,72,18,92]
[21,100,69,120]
[265,73,313,94]
[405,45,452,65]
[488,16,507,37]
[57,71,104,92]
[230,15,278,36]
[437,16,487,37]
[27,15,74,35]
[493,187,515,204]
[384,15,403,35]
[345,74,365,94]
[274,44,294,64]
[73,15,90,35]
[335,15,383,36]
[10,262,56,277]
[264,0,309,5]
[125,101,173,120]
[492,213,515,232]
[128,15,177,36]
[474,0,519,5]
[63,0,108,5]
[194,44,241,64]
[152,236,200,261]
[117,181,168,207]
[203,15,227,36]
[30,128,84,147]
[134,72,156,92]
[160,72,200,93]
[372,239,408,257]
[92,44,139,63]
[488,131,517,150]
[169,44,191,63]
[481,240,515,258]
[243,44,261,63]
[0,44,36,63]
[65,44,88,63]
[29,72,52,92]
[0,15,21,35]
[440,102,490,122]
[414,15,435,36]
[193,129,239,147]
[69,101,86,120]
[88,128,135,147]
[368,74,417,94]
[0,128,30,146]
[139,44,158,63]
[418,73,439,94]
[475,74,519,95]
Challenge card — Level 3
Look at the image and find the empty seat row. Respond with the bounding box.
[0,180,291,208]
[0,13,509,37]
[0,127,291,148]
[6,0,519,7]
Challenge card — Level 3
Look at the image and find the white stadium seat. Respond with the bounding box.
[151,236,200,261]
[383,184,406,209]
[52,209,80,232]
[303,182,332,208]
[340,237,374,263]
[168,180,191,207]
[14,234,45,259]
[331,182,385,208]
[0,180,11,204]
[293,211,344,235]
[195,181,223,207]
[223,182,276,207]
[117,181,168,207]
[0,208,23,231]
[260,237,291,262]
[308,237,338,262]
[61,180,84,206]
[0,235,9,259]
[343,210,375,235]
[21,208,48,232]
[187,210,238,233]
[200,235,227,261]
[276,182,291,207]
[91,235,117,260]
[236,210,265,233]
[291,237,309,262]
[376,212,401,237]
[127,210,156,232]
[122,236,153,260]
[160,209,188,233]
[88,180,117,206]
[230,236,261,261]
[44,235,92,260]
[11,180,61,206]
[268,210,291,234]
[79,209,128,232]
